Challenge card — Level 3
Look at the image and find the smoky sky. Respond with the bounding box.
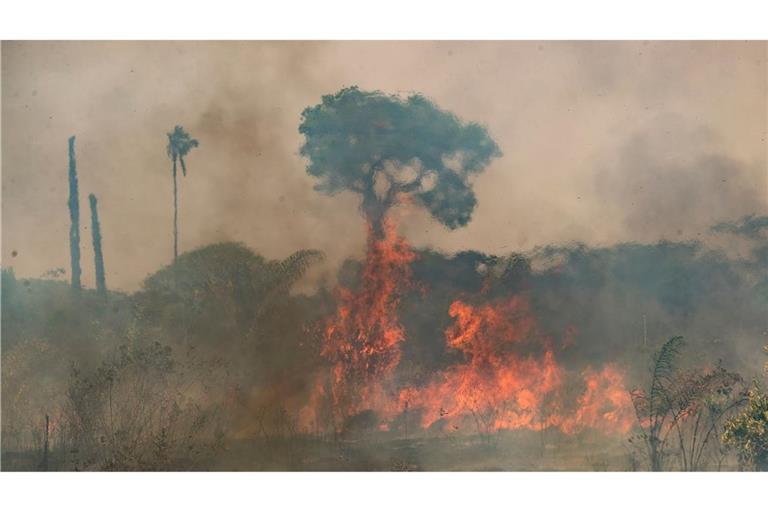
[2,41,766,291]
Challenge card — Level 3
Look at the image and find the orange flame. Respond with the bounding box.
[400,298,563,431]
[401,298,634,435]
[301,217,414,430]
[560,365,635,434]
[300,224,635,437]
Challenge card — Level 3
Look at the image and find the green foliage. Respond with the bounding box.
[137,242,323,341]
[166,125,199,261]
[722,345,768,470]
[299,87,501,229]
[166,125,199,176]
[722,387,768,470]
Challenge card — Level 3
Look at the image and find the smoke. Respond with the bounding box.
[595,119,766,244]
[4,42,765,291]
[2,41,767,469]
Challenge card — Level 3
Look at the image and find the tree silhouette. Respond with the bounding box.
[166,126,199,262]
[67,136,81,290]
[88,194,106,296]
[299,87,500,238]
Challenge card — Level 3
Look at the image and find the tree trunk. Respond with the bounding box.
[172,158,179,262]
[363,197,387,242]
[89,194,107,296]
[361,177,390,241]
[67,136,81,290]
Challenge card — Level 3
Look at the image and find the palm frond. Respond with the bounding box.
[649,336,685,414]
[250,250,324,324]
[273,250,324,290]
[166,125,199,166]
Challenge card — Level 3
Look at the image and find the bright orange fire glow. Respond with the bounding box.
[405,298,634,435]
[560,365,635,434]
[399,298,564,432]
[300,221,635,437]
[300,217,414,430]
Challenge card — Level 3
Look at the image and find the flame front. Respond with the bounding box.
[300,221,635,437]
[400,298,634,435]
[400,298,563,432]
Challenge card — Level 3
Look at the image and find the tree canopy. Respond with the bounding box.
[299,87,501,231]
[166,125,199,176]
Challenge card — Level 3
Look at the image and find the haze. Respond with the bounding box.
[2,41,766,291]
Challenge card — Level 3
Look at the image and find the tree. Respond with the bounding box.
[89,194,107,296]
[722,387,768,470]
[67,136,81,290]
[299,87,501,238]
[133,242,324,365]
[166,126,199,262]
[722,345,768,470]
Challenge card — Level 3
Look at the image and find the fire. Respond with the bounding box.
[401,298,634,435]
[400,298,563,432]
[299,222,635,437]
[301,217,414,430]
[560,365,635,434]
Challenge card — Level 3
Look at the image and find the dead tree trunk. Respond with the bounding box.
[67,136,81,290]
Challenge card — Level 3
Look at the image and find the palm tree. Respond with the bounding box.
[166,126,199,262]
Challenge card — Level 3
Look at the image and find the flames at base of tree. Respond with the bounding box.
[300,219,635,437]
[300,218,415,431]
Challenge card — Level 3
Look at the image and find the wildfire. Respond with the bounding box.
[400,298,563,432]
[401,298,635,435]
[560,365,636,434]
[300,222,635,437]
[300,217,414,430]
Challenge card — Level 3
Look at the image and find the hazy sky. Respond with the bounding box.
[2,41,766,291]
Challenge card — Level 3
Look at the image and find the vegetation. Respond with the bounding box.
[89,193,107,296]
[629,337,747,470]
[64,342,225,470]
[67,136,81,290]
[722,345,768,470]
[0,242,323,470]
[166,126,199,262]
[299,87,501,236]
[2,90,767,471]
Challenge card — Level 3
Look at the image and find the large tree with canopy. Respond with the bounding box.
[299,87,501,238]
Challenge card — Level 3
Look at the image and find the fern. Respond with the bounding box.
[649,336,685,419]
